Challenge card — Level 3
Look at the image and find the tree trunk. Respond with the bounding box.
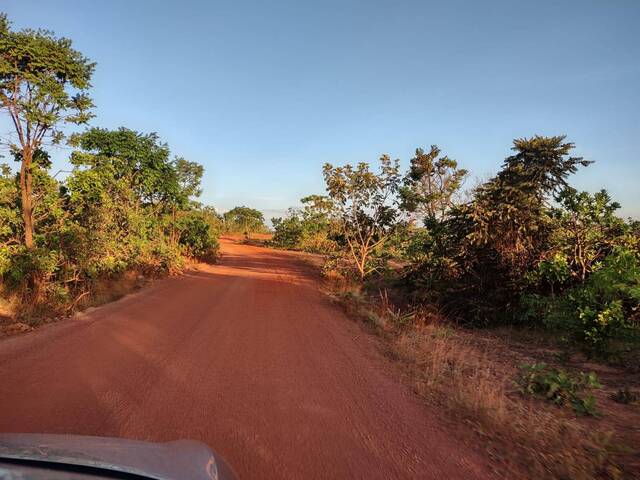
[357,248,367,281]
[20,147,35,248]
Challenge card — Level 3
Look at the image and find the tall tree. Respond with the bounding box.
[0,14,94,247]
[469,135,592,274]
[400,146,467,221]
[323,155,402,279]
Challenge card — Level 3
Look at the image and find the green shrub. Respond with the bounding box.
[272,210,338,254]
[3,247,60,287]
[175,212,219,261]
[149,242,184,275]
[517,362,601,416]
[534,248,640,356]
[271,215,303,249]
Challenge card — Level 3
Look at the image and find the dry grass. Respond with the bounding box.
[328,282,630,479]
[0,266,168,330]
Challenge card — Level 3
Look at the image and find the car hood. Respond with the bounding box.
[0,433,235,480]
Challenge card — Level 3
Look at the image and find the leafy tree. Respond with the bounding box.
[468,135,591,277]
[400,145,467,221]
[174,157,204,204]
[198,205,224,234]
[224,206,266,234]
[69,127,183,209]
[271,196,339,254]
[323,155,403,279]
[299,195,334,220]
[0,14,94,248]
[402,136,596,324]
[0,163,20,245]
[271,211,304,249]
[551,188,629,281]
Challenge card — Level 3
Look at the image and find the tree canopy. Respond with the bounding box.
[0,13,94,247]
[224,206,266,234]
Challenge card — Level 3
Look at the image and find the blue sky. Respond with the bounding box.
[3,0,640,218]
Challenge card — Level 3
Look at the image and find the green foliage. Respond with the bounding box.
[175,210,219,261]
[271,196,338,254]
[0,13,95,247]
[551,188,630,282]
[0,126,217,315]
[517,363,601,416]
[69,127,184,208]
[323,155,403,279]
[0,14,219,318]
[0,13,95,137]
[313,135,639,357]
[271,213,304,249]
[400,145,467,220]
[468,136,590,277]
[536,248,640,355]
[223,206,266,234]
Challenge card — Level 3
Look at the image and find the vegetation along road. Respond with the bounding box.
[0,237,492,479]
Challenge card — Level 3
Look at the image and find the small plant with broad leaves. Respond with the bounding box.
[517,362,601,416]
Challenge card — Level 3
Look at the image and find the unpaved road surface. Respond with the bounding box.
[0,238,492,479]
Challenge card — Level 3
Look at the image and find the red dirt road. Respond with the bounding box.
[0,238,492,479]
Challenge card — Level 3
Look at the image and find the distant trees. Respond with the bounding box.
[271,195,337,253]
[0,14,94,248]
[223,206,266,234]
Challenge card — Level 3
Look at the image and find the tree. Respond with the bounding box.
[69,127,186,211]
[400,145,467,221]
[223,206,266,234]
[271,195,339,253]
[551,188,628,282]
[0,14,94,248]
[271,211,304,249]
[323,155,402,280]
[468,135,592,275]
[174,157,204,204]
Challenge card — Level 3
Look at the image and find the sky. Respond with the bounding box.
[3,0,640,218]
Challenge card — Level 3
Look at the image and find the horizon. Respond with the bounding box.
[2,0,639,219]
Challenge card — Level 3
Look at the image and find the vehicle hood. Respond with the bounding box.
[0,433,234,480]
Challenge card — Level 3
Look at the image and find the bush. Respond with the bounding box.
[271,211,338,254]
[517,362,601,416]
[175,212,219,261]
[529,248,640,356]
[271,215,303,249]
[148,242,184,275]
[298,231,338,254]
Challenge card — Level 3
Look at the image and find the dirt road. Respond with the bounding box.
[0,238,492,479]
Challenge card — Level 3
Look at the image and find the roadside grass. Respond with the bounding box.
[0,255,214,335]
[326,280,637,479]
